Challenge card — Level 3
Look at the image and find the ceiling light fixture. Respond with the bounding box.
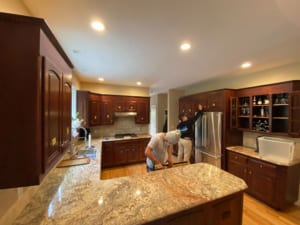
[180,42,191,51]
[241,62,252,69]
[137,81,142,86]
[98,78,104,81]
[91,21,105,31]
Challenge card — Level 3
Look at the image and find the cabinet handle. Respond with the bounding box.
[118,106,121,109]
[212,103,216,107]
[260,164,263,169]
[249,170,252,175]
[106,114,110,118]
[94,116,97,119]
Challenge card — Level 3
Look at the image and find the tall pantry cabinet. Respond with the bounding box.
[0,13,73,188]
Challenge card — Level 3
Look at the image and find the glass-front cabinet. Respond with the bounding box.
[230,81,300,137]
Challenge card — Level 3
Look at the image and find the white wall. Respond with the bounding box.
[168,89,184,131]
[80,82,149,97]
[0,0,30,15]
[183,62,300,95]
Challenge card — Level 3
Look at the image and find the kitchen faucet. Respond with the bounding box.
[78,126,88,142]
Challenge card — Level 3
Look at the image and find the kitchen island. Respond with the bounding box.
[12,140,247,225]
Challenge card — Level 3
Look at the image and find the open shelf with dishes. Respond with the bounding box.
[230,89,296,134]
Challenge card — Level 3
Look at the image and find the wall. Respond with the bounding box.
[0,2,35,225]
[182,62,300,95]
[0,0,31,15]
[80,82,149,97]
[89,117,149,138]
[150,93,168,133]
[168,89,184,131]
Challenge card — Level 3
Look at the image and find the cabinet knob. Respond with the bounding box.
[94,116,97,119]
[234,156,238,160]
[260,164,263,169]
[212,103,216,107]
[249,170,252,175]
[106,114,110,118]
[118,106,121,109]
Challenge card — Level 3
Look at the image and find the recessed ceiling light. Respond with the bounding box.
[98,78,104,81]
[91,21,105,31]
[180,42,191,51]
[137,81,142,86]
[241,62,252,69]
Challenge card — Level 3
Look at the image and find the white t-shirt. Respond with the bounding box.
[146,133,170,168]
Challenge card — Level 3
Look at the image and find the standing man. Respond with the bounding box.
[177,104,203,163]
[145,130,181,171]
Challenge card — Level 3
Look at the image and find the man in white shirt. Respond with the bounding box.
[145,130,181,171]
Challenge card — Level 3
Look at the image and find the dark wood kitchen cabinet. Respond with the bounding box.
[0,13,73,188]
[77,92,150,126]
[231,81,300,136]
[99,96,114,125]
[136,98,150,124]
[112,96,137,112]
[179,89,243,168]
[101,138,150,168]
[226,150,300,210]
[144,191,243,225]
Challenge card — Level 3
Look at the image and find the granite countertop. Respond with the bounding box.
[226,146,300,166]
[101,134,151,142]
[13,140,247,225]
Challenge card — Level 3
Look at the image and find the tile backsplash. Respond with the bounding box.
[89,116,149,137]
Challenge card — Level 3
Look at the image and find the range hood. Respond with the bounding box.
[114,112,137,117]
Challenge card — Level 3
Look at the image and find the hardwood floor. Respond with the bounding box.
[101,163,300,225]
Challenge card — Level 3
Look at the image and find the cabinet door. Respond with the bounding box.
[126,101,137,112]
[114,145,128,165]
[207,91,225,111]
[113,99,125,112]
[179,100,195,118]
[230,97,238,129]
[43,58,62,172]
[89,101,101,126]
[289,91,300,137]
[139,138,150,161]
[136,99,149,124]
[247,158,277,206]
[102,142,115,168]
[126,142,140,163]
[100,101,114,125]
[211,194,243,225]
[61,79,72,152]
[226,151,248,181]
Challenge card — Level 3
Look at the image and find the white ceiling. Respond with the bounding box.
[22,0,300,94]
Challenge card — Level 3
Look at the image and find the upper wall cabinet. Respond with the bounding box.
[0,13,73,188]
[230,81,300,137]
[77,91,150,126]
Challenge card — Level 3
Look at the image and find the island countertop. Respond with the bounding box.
[13,140,247,225]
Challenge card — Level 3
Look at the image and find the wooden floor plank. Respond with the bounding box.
[101,163,300,225]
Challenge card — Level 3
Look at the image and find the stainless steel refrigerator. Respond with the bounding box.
[195,112,222,168]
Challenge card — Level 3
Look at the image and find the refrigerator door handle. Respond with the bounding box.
[202,114,207,147]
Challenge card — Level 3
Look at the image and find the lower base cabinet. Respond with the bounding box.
[144,192,243,225]
[101,138,150,168]
[226,150,300,210]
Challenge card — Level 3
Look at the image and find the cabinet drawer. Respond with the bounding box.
[248,158,277,177]
[228,152,247,164]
